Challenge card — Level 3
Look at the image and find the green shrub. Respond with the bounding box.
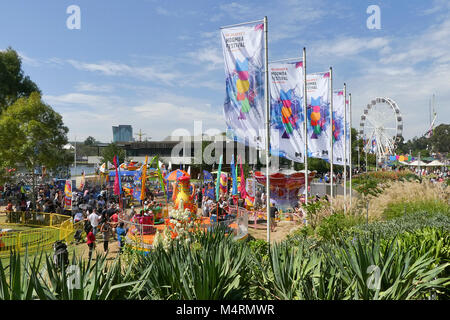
[130,226,250,300]
[383,200,450,220]
[317,213,364,240]
[347,211,450,239]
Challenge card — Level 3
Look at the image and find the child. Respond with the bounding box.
[116,222,127,254]
[86,226,96,260]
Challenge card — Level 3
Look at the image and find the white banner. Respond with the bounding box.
[221,22,265,150]
[306,72,331,160]
[346,95,351,166]
[269,61,305,162]
[332,89,347,165]
[245,178,256,197]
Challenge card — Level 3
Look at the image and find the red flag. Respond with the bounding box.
[113,156,120,195]
[238,155,247,199]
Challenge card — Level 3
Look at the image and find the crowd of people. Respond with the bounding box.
[0,180,136,259]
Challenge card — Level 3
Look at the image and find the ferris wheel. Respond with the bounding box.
[359,97,403,158]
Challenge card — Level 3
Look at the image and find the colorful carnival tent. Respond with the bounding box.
[165,169,189,181]
[254,169,316,208]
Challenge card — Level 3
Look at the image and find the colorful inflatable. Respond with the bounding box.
[172,175,197,213]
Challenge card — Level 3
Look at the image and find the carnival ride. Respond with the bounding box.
[359,97,403,160]
[120,170,248,253]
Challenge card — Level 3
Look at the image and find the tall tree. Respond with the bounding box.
[84,136,97,146]
[0,92,69,206]
[429,124,449,153]
[0,47,40,114]
[100,143,126,165]
[0,92,69,170]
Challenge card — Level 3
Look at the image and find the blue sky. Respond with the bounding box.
[0,0,448,143]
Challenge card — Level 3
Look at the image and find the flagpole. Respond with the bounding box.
[343,83,347,214]
[220,18,265,29]
[329,67,334,206]
[263,16,271,243]
[74,135,77,176]
[349,93,353,211]
[303,47,308,205]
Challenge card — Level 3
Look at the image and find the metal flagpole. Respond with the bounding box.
[303,47,308,205]
[329,67,333,205]
[220,19,265,29]
[74,135,77,176]
[264,16,271,243]
[269,57,302,63]
[343,83,347,213]
[349,93,353,210]
[365,147,368,172]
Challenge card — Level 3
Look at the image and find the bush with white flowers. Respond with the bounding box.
[153,207,198,251]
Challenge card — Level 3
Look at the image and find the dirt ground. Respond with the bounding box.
[248,220,303,243]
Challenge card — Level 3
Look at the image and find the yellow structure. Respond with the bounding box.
[172,175,197,213]
[0,212,78,257]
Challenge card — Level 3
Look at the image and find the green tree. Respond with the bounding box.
[0,92,69,205]
[84,136,97,146]
[0,92,69,170]
[0,47,40,114]
[100,143,126,165]
[429,124,449,153]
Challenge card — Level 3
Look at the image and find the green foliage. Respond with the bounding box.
[0,47,40,114]
[396,123,449,154]
[353,175,384,198]
[130,226,249,300]
[347,211,450,239]
[100,143,126,165]
[0,92,69,171]
[1,213,449,300]
[317,213,364,241]
[83,136,97,146]
[0,250,140,300]
[303,200,326,229]
[383,200,450,220]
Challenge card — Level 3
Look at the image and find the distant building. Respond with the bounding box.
[112,125,133,143]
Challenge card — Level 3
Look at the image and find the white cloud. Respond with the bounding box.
[188,47,223,71]
[18,51,41,67]
[75,82,114,93]
[155,7,171,16]
[43,91,226,142]
[312,36,391,58]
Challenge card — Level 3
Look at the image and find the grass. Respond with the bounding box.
[383,199,450,220]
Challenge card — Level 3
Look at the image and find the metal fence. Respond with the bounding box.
[0,211,77,257]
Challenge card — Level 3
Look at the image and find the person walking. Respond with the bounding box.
[87,209,101,236]
[100,220,111,253]
[86,226,96,260]
[269,203,278,232]
[116,222,127,254]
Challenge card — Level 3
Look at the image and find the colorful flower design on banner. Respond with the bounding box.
[307,96,330,139]
[271,89,303,139]
[225,57,262,120]
[332,112,344,143]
